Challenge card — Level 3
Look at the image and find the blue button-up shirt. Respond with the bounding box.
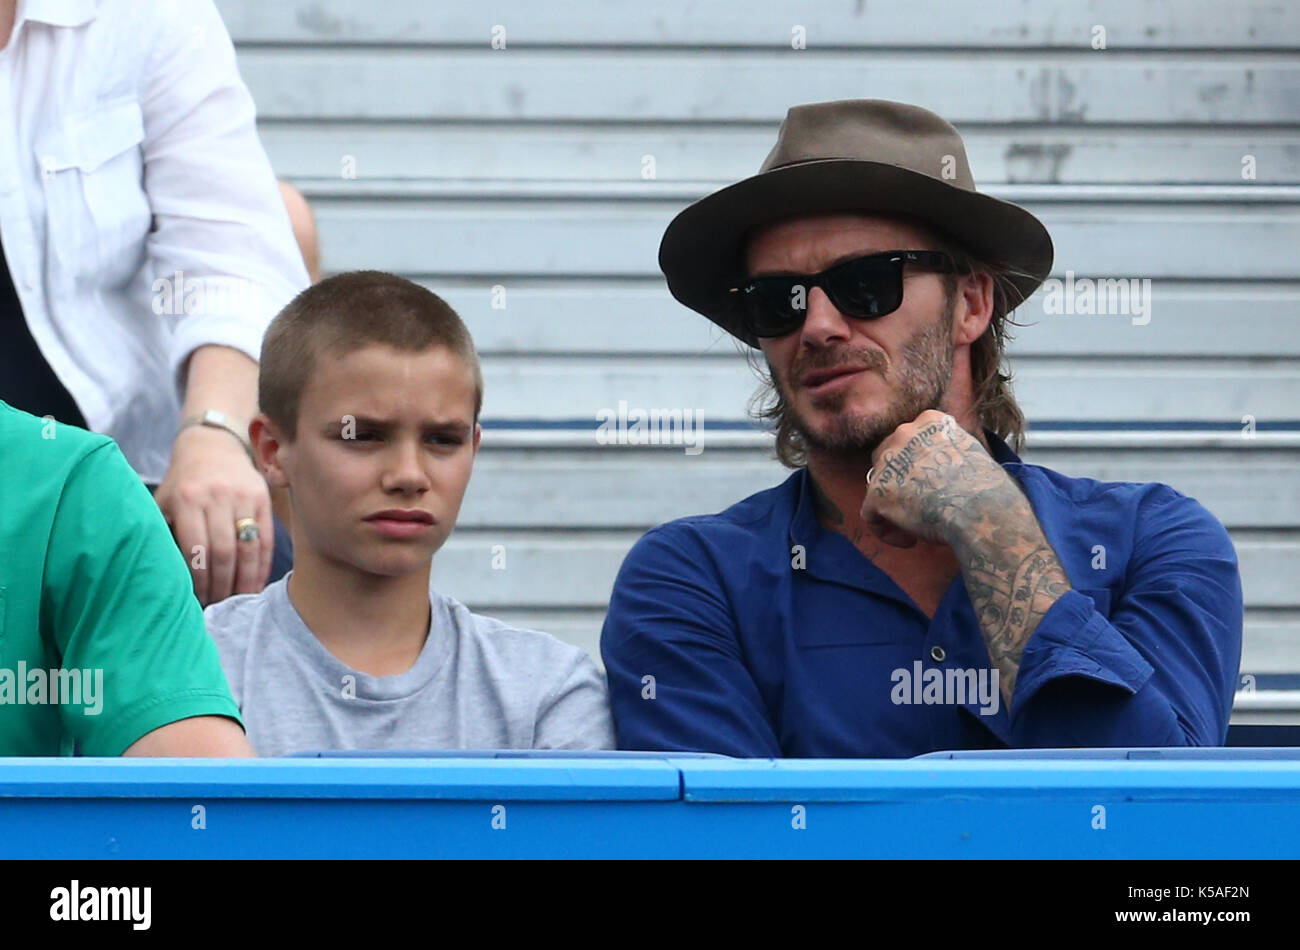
[600,430,1243,757]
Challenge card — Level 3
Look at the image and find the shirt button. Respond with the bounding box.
[930,645,946,663]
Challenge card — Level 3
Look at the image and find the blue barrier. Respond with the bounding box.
[1,753,1299,858]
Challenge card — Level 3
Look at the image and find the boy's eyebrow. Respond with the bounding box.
[321,415,472,433]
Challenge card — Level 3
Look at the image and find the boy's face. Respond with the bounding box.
[261,342,481,578]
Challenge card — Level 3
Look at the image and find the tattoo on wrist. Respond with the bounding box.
[953,514,1071,703]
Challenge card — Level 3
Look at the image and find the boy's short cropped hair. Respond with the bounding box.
[259,270,483,438]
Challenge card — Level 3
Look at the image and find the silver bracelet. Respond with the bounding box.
[177,409,257,465]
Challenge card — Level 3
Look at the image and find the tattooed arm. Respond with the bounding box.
[941,479,1072,709]
[862,410,1072,709]
[864,411,1241,745]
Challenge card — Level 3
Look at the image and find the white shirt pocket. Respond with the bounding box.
[35,97,151,290]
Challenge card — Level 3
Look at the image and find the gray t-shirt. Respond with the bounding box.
[204,576,615,756]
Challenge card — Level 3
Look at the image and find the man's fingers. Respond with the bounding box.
[229,503,262,597]
[169,502,211,606]
[866,511,918,548]
[861,488,916,548]
[234,501,275,595]
[204,498,238,606]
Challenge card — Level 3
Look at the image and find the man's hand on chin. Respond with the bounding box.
[860,409,1016,548]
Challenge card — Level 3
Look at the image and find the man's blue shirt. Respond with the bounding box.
[600,430,1243,757]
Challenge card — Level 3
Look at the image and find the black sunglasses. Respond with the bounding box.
[730,249,957,339]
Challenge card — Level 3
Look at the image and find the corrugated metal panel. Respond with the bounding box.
[214,1,1300,693]
[217,0,1300,48]
[233,50,1297,124]
[455,447,1300,529]
[300,195,1300,278]
[257,125,1300,185]
[433,530,1298,607]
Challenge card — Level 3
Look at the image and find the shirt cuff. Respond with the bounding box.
[167,274,302,394]
[1008,588,1155,726]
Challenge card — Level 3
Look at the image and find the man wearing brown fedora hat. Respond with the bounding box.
[600,99,1242,757]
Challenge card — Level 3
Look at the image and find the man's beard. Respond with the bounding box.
[775,299,956,464]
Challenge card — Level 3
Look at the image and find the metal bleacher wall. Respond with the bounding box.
[215,1,1300,724]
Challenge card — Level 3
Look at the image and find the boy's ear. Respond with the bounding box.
[249,413,289,488]
[472,422,482,455]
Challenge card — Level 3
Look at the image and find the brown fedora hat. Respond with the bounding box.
[658,98,1054,347]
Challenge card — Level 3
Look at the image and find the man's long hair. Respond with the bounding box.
[747,228,1034,467]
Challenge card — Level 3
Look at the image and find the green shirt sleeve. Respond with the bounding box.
[42,441,243,755]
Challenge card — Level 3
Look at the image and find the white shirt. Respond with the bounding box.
[0,0,308,482]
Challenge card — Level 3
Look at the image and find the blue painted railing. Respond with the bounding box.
[1,752,1299,858]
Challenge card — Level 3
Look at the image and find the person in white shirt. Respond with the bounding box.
[0,0,309,604]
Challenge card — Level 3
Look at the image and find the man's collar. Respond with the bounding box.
[19,0,99,29]
[982,427,1023,466]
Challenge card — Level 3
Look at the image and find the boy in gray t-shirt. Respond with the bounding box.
[206,576,612,756]
[204,272,614,755]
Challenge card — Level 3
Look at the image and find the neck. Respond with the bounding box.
[286,547,433,677]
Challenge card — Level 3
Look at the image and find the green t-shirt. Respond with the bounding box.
[0,401,242,755]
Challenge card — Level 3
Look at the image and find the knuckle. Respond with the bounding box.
[175,484,208,508]
[209,546,236,570]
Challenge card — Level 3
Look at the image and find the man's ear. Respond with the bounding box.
[471,422,482,456]
[249,414,289,488]
[952,271,995,347]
